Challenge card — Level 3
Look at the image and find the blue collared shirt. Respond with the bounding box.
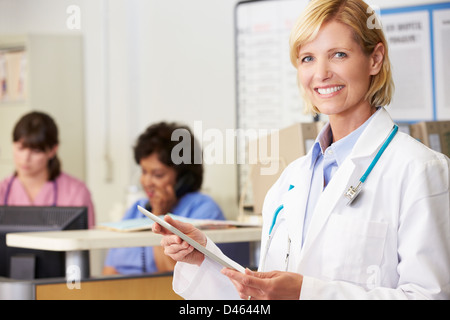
[302,110,379,245]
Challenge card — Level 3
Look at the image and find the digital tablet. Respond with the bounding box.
[137,205,245,273]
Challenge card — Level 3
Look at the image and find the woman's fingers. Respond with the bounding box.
[151,214,206,266]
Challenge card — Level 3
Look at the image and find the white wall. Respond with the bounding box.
[81,0,241,223]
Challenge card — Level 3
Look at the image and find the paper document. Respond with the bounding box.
[381,10,433,120]
[137,205,245,273]
[433,9,450,118]
[164,214,261,229]
[98,218,152,232]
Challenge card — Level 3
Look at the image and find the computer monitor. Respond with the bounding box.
[0,206,88,279]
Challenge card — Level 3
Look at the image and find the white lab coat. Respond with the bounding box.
[173,108,450,300]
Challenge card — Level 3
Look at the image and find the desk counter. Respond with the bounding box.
[6,227,262,279]
[6,227,262,251]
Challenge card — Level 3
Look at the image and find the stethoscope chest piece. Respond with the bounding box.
[345,181,363,206]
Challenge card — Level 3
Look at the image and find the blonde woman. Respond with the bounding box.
[154,0,449,300]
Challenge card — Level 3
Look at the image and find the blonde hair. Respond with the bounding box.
[289,0,394,114]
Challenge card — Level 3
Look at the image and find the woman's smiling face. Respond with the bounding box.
[297,20,380,120]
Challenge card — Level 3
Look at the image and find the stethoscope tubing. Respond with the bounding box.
[262,212,290,272]
[360,124,398,184]
[3,175,58,206]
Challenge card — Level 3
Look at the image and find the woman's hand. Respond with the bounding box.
[152,215,207,266]
[221,268,303,300]
[150,185,177,215]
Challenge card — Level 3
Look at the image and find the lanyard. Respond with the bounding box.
[3,175,58,206]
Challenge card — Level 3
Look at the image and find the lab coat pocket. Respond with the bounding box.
[322,214,388,285]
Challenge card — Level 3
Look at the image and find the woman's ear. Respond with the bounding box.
[369,42,385,76]
[48,144,59,159]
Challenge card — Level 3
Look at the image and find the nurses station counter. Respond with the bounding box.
[2,227,261,300]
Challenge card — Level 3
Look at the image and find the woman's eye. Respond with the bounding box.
[335,52,347,58]
[152,171,166,179]
[301,56,313,63]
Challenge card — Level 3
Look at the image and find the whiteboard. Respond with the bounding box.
[234,0,313,201]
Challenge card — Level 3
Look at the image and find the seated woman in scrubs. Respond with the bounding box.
[0,111,96,228]
[103,122,234,275]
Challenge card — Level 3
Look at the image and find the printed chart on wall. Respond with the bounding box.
[380,2,450,122]
[0,48,27,103]
[234,0,312,202]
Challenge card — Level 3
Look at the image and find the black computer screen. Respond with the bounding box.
[0,206,88,279]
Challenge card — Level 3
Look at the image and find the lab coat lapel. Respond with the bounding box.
[299,108,395,261]
[299,156,358,258]
[282,156,313,256]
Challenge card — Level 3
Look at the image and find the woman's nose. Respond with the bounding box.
[315,59,332,81]
[22,149,32,162]
[141,173,153,187]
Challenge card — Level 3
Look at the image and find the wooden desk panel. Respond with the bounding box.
[35,275,182,300]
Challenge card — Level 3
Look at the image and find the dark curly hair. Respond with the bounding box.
[133,122,203,192]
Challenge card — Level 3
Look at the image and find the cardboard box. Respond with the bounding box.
[439,121,450,157]
[248,122,321,214]
[410,121,440,150]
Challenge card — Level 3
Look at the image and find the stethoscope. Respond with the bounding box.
[344,124,398,205]
[3,175,58,206]
[260,124,399,271]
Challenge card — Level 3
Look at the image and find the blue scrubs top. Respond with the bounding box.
[104,192,225,275]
